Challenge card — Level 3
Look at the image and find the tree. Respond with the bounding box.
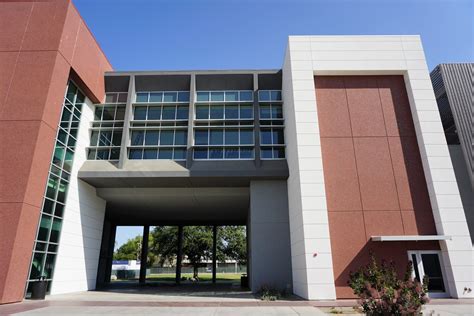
[113,234,156,266]
[219,226,247,265]
[183,226,213,278]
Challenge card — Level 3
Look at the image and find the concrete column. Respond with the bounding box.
[253,73,261,166]
[96,221,116,288]
[186,74,196,168]
[139,225,149,284]
[118,75,135,169]
[212,225,217,284]
[176,225,184,284]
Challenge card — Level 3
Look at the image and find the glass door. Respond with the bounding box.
[407,251,448,298]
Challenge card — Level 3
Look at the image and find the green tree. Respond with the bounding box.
[219,226,247,265]
[113,234,156,266]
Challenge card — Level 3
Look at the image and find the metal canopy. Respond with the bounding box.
[371,235,452,242]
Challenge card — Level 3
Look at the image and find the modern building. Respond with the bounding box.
[0,0,472,305]
[430,63,474,244]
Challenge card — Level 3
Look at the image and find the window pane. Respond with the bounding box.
[110,148,120,160]
[261,148,273,159]
[149,92,163,102]
[158,148,173,159]
[271,91,282,101]
[174,130,187,145]
[210,129,224,145]
[46,175,59,200]
[43,254,57,279]
[105,93,117,103]
[240,91,253,101]
[54,203,64,217]
[96,149,109,160]
[29,252,45,280]
[225,91,238,102]
[160,130,174,145]
[193,148,208,159]
[240,129,253,145]
[260,105,271,119]
[210,105,224,119]
[225,105,238,119]
[115,107,125,120]
[112,131,122,146]
[102,107,115,120]
[66,84,77,102]
[76,91,85,104]
[67,136,76,148]
[61,108,72,123]
[273,147,285,158]
[131,131,144,146]
[196,105,209,119]
[136,93,148,103]
[209,147,223,159]
[176,106,188,120]
[272,129,284,144]
[94,107,103,121]
[145,130,159,145]
[163,92,177,102]
[225,129,239,145]
[260,129,272,144]
[259,90,270,101]
[196,92,209,102]
[178,91,190,102]
[143,149,158,159]
[118,93,128,103]
[148,106,161,120]
[210,92,224,102]
[99,131,112,146]
[195,130,208,145]
[162,106,176,120]
[90,131,100,147]
[240,148,253,159]
[129,149,143,159]
[134,106,147,120]
[56,179,68,203]
[57,128,68,145]
[87,149,96,160]
[225,147,239,159]
[42,199,54,215]
[173,148,186,160]
[53,146,65,166]
[240,105,253,119]
[271,105,283,119]
[38,215,52,241]
[49,218,62,243]
[421,254,445,292]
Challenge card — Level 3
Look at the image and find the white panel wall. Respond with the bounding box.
[50,98,106,295]
[283,35,473,299]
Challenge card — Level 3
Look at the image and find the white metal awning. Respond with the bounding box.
[371,235,452,242]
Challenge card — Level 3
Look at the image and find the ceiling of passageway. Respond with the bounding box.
[98,187,249,225]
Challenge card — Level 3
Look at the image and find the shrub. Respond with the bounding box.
[257,285,284,301]
[348,255,429,315]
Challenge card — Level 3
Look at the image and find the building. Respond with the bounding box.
[430,63,474,244]
[0,0,472,305]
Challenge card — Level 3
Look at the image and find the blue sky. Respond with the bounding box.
[74,0,473,247]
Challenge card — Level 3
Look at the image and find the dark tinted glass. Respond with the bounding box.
[210,129,224,145]
[162,106,176,120]
[173,148,186,160]
[149,92,163,102]
[174,130,187,145]
[194,148,208,159]
[129,149,143,159]
[209,147,223,159]
[158,148,173,159]
[240,105,253,119]
[260,129,272,144]
[210,105,224,119]
[134,106,147,120]
[131,131,144,146]
[260,105,271,119]
[196,105,209,119]
[176,106,188,119]
[240,129,253,145]
[272,129,284,144]
[145,131,159,145]
[224,129,238,145]
[225,147,239,159]
[143,149,158,159]
[163,92,177,102]
[225,105,238,119]
[160,130,174,145]
[136,93,148,102]
[261,148,273,159]
[195,130,208,145]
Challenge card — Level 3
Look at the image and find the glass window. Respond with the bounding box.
[240,129,253,145]
[225,147,239,159]
[225,105,238,119]
[131,131,144,146]
[102,107,115,120]
[145,130,159,145]
[261,129,272,145]
[177,91,190,102]
[196,105,209,119]
[261,148,273,159]
[149,92,163,102]
[194,148,208,159]
[173,148,186,160]
[240,148,253,159]
[110,148,120,160]
[209,147,223,159]
[160,130,174,145]
[163,92,177,102]
[54,203,64,217]
[136,93,148,103]
[29,252,45,279]
[66,84,77,103]
[118,93,128,103]
[421,254,445,292]
[225,91,238,102]
[57,129,68,145]
[96,149,109,160]
[42,199,54,215]
[56,180,68,203]
[210,105,224,119]
[272,129,284,144]
[158,148,173,159]
[196,92,209,102]
[271,105,283,119]
[240,105,253,119]
[259,90,271,101]
[134,106,147,120]
[210,129,224,145]
[61,108,72,123]
[62,149,73,172]
[53,146,65,166]
[87,149,96,160]
[174,130,187,145]
[105,93,117,103]
[143,149,158,159]
[46,175,59,200]
[76,91,85,104]
[260,105,271,119]
[176,106,188,120]
[210,91,225,102]
[240,91,253,101]
[225,129,239,145]
[162,106,176,120]
[195,130,209,145]
[271,91,282,101]
[67,136,76,148]
[129,149,143,159]
[49,218,62,243]
[273,147,285,158]
[112,131,122,146]
[115,107,125,120]
[148,106,161,120]
[38,215,52,241]
[99,131,112,146]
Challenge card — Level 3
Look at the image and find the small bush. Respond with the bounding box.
[348,255,429,315]
[258,285,284,301]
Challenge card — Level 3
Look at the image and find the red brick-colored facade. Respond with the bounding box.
[315,76,438,298]
[0,0,111,304]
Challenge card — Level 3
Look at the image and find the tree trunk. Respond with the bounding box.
[193,265,198,279]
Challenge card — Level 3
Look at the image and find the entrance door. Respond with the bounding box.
[407,251,448,298]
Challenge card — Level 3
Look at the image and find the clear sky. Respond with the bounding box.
[74,0,473,248]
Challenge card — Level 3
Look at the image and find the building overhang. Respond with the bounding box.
[371,235,452,242]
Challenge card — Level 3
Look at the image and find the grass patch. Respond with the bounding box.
[113,273,243,282]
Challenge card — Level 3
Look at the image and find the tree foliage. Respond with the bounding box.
[113,234,155,266]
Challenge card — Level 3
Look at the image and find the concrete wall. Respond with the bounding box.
[248,180,292,293]
[50,98,106,294]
